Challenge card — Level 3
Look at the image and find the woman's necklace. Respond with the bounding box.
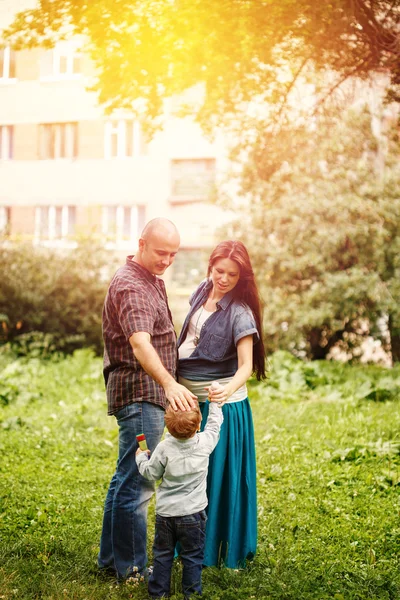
[193,306,204,346]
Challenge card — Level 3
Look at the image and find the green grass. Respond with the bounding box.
[0,349,399,599]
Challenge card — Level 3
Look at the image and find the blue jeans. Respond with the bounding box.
[149,511,207,599]
[98,401,165,579]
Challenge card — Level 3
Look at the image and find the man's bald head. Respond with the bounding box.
[141,218,180,243]
[134,218,180,276]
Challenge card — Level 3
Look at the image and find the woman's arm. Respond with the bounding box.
[208,335,253,404]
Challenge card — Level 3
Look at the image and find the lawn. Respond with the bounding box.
[0,349,399,599]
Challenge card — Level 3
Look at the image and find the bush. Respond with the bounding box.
[3,331,87,359]
[0,240,117,355]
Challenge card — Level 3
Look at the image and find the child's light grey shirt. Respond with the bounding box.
[136,403,223,517]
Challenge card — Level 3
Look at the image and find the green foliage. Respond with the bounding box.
[3,1,400,133]
[3,330,87,359]
[1,351,400,598]
[225,107,400,360]
[0,240,117,355]
[256,351,400,404]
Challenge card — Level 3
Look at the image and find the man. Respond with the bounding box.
[98,218,197,581]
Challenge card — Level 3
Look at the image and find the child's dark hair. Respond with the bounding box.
[164,405,202,439]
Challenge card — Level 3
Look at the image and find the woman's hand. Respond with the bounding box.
[205,381,231,406]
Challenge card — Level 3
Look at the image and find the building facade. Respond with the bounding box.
[0,1,233,292]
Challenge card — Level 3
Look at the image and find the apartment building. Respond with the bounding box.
[0,1,233,289]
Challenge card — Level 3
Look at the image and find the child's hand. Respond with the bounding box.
[136,448,151,457]
[205,381,229,406]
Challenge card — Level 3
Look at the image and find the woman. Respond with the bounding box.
[177,240,267,568]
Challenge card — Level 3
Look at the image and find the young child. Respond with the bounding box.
[135,400,223,599]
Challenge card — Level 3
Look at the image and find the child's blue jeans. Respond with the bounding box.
[149,510,207,599]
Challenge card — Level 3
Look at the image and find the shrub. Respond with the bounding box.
[0,239,117,355]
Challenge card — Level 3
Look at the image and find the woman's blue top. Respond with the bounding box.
[177,279,259,381]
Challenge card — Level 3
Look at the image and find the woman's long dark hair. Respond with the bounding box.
[207,240,267,380]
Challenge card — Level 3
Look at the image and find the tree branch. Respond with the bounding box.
[350,0,399,53]
[274,55,310,125]
[312,58,374,116]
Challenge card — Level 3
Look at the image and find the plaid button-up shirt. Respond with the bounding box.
[103,257,177,415]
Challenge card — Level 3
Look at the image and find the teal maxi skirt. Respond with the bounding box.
[199,398,257,568]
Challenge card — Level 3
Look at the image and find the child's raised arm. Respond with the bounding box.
[201,403,224,452]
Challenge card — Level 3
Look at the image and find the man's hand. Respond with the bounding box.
[165,382,198,411]
[129,333,197,411]
[136,448,151,457]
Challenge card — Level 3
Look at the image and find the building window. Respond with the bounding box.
[0,207,10,234]
[104,120,147,159]
[102,205,146,245]
[35,206,76,241]
[0,47,16,80]
[0,126,13,160]
[170,158,216,200]
[39,123,78,159]
[40,42,82,79]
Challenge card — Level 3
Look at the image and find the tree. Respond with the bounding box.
[3,1,400,133]
[3,1,400,363]
[222,106,400,361]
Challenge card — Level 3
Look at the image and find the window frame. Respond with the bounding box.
[102,205,146,248]
[40,41,83,81]
[0,125,13,160]
[0,47,17,83]
[34,205,77,244]
[104,119,146,159]
[169,157,216,202]
[39,123,78,160]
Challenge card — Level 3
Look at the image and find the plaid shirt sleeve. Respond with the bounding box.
[115,285,158,340]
